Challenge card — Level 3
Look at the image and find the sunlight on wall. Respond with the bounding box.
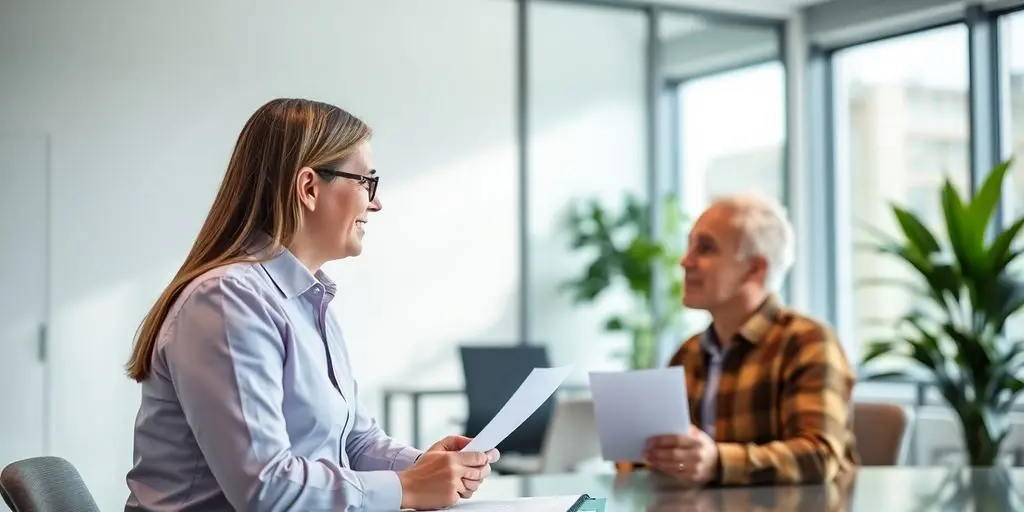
[322,142,519,446]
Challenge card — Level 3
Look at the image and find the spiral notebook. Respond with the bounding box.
[445,494,602,511]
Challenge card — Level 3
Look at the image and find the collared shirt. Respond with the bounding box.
[697,329,729,438]
[618,295,859,486]
[125,245,421,511]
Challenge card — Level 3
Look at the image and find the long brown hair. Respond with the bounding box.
[126,98,371,381]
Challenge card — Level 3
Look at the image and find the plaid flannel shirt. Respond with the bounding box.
[619,295,859,485]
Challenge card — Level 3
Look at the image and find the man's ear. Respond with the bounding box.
[296,167,318,211]
[747,255,769,284]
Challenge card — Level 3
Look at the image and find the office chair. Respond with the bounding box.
[458,344,554,473]
[1,456,100,512]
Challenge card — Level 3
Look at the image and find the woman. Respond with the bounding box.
[124,98,497,511]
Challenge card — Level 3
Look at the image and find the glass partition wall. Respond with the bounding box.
[522,2,784,370]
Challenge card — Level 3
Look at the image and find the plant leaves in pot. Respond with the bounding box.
[860,158,1024,467]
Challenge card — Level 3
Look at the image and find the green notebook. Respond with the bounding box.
[571,494,606,512]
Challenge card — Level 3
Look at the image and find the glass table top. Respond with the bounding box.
[468,467,1024,511]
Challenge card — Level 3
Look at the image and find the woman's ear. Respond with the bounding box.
[296,167,318,211]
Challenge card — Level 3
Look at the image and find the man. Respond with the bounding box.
[621,193,858,486]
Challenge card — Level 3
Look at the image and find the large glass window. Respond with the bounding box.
[676,61,786,214]
[833,25,970,363]
[998,11,1024,337]
[526,3,648,372]
[1003,11,1024,207]
[675,61,787,304]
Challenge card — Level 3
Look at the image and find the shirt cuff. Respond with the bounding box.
[392,446,423,471]
[356,470,404,511]
[717,442,747,485]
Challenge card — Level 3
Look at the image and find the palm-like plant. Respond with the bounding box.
[861,159,1024,466]
[560,193,687,370]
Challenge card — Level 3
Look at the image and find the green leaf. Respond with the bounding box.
[967,158,1012,241]
[942,179,985,284]
[860,369,914,382]
[862,340,900,363]
[989,218,1024,274]
[986,275,1024,332]
[943,325,993,397]
[998,377,1024,414]
[892,206,941,256]
[604,317,626,331]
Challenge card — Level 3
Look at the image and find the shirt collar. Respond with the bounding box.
[248,235,338,300]
[700,294,782,352]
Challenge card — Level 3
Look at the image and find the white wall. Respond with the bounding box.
[0,0,517,508]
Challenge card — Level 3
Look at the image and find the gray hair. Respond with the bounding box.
[710,193,795,292]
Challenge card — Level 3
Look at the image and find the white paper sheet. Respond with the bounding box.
[444,495,583,511]
[461,366,574,453]
[587,367,690,461]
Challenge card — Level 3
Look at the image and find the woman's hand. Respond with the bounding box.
[398,450,492,510]
[423,435,500,499]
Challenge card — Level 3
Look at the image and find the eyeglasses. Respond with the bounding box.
[313,168,378,202]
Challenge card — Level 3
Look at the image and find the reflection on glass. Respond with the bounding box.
[833,24,970,363]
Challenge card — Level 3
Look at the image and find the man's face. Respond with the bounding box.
[679,204,766,311]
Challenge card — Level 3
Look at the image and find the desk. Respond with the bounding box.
[381,384,589,448]
[471,467,1024,511]
[380,375,931,455]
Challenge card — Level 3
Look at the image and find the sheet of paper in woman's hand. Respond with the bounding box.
[461,366,574,453]
[588,367,690,461]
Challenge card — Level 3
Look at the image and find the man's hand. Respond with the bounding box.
[422,436,500,499]
[644,425,719,485]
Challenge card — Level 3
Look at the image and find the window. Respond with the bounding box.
[833,25,970,363]
[998,11,1024,336]
[526,2,648,370]
[677,62,786,214]
[676,62,787,301]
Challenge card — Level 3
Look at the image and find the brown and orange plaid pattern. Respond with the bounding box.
[618,295,859,485]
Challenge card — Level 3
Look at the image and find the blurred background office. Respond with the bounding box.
[4,0,1024,509]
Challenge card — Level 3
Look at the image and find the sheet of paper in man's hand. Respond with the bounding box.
[588,367,690,461]
[461,366,574,453]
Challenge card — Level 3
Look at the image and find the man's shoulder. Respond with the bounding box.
[771,306,852,370]
[667,331,705,365]
[772,305,839,344]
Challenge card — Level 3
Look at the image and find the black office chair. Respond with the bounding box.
[458,345,555,474]
[1,456,100,512]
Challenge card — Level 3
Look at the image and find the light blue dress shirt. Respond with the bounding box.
[125,245,421,511]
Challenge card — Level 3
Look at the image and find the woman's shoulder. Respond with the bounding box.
[181,260,266,302]
[160,260,280,336]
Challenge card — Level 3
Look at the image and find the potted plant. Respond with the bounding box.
[861,158,1024,467]
[560,193,687,370]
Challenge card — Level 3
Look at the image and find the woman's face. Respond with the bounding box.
[297,141,383,261]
